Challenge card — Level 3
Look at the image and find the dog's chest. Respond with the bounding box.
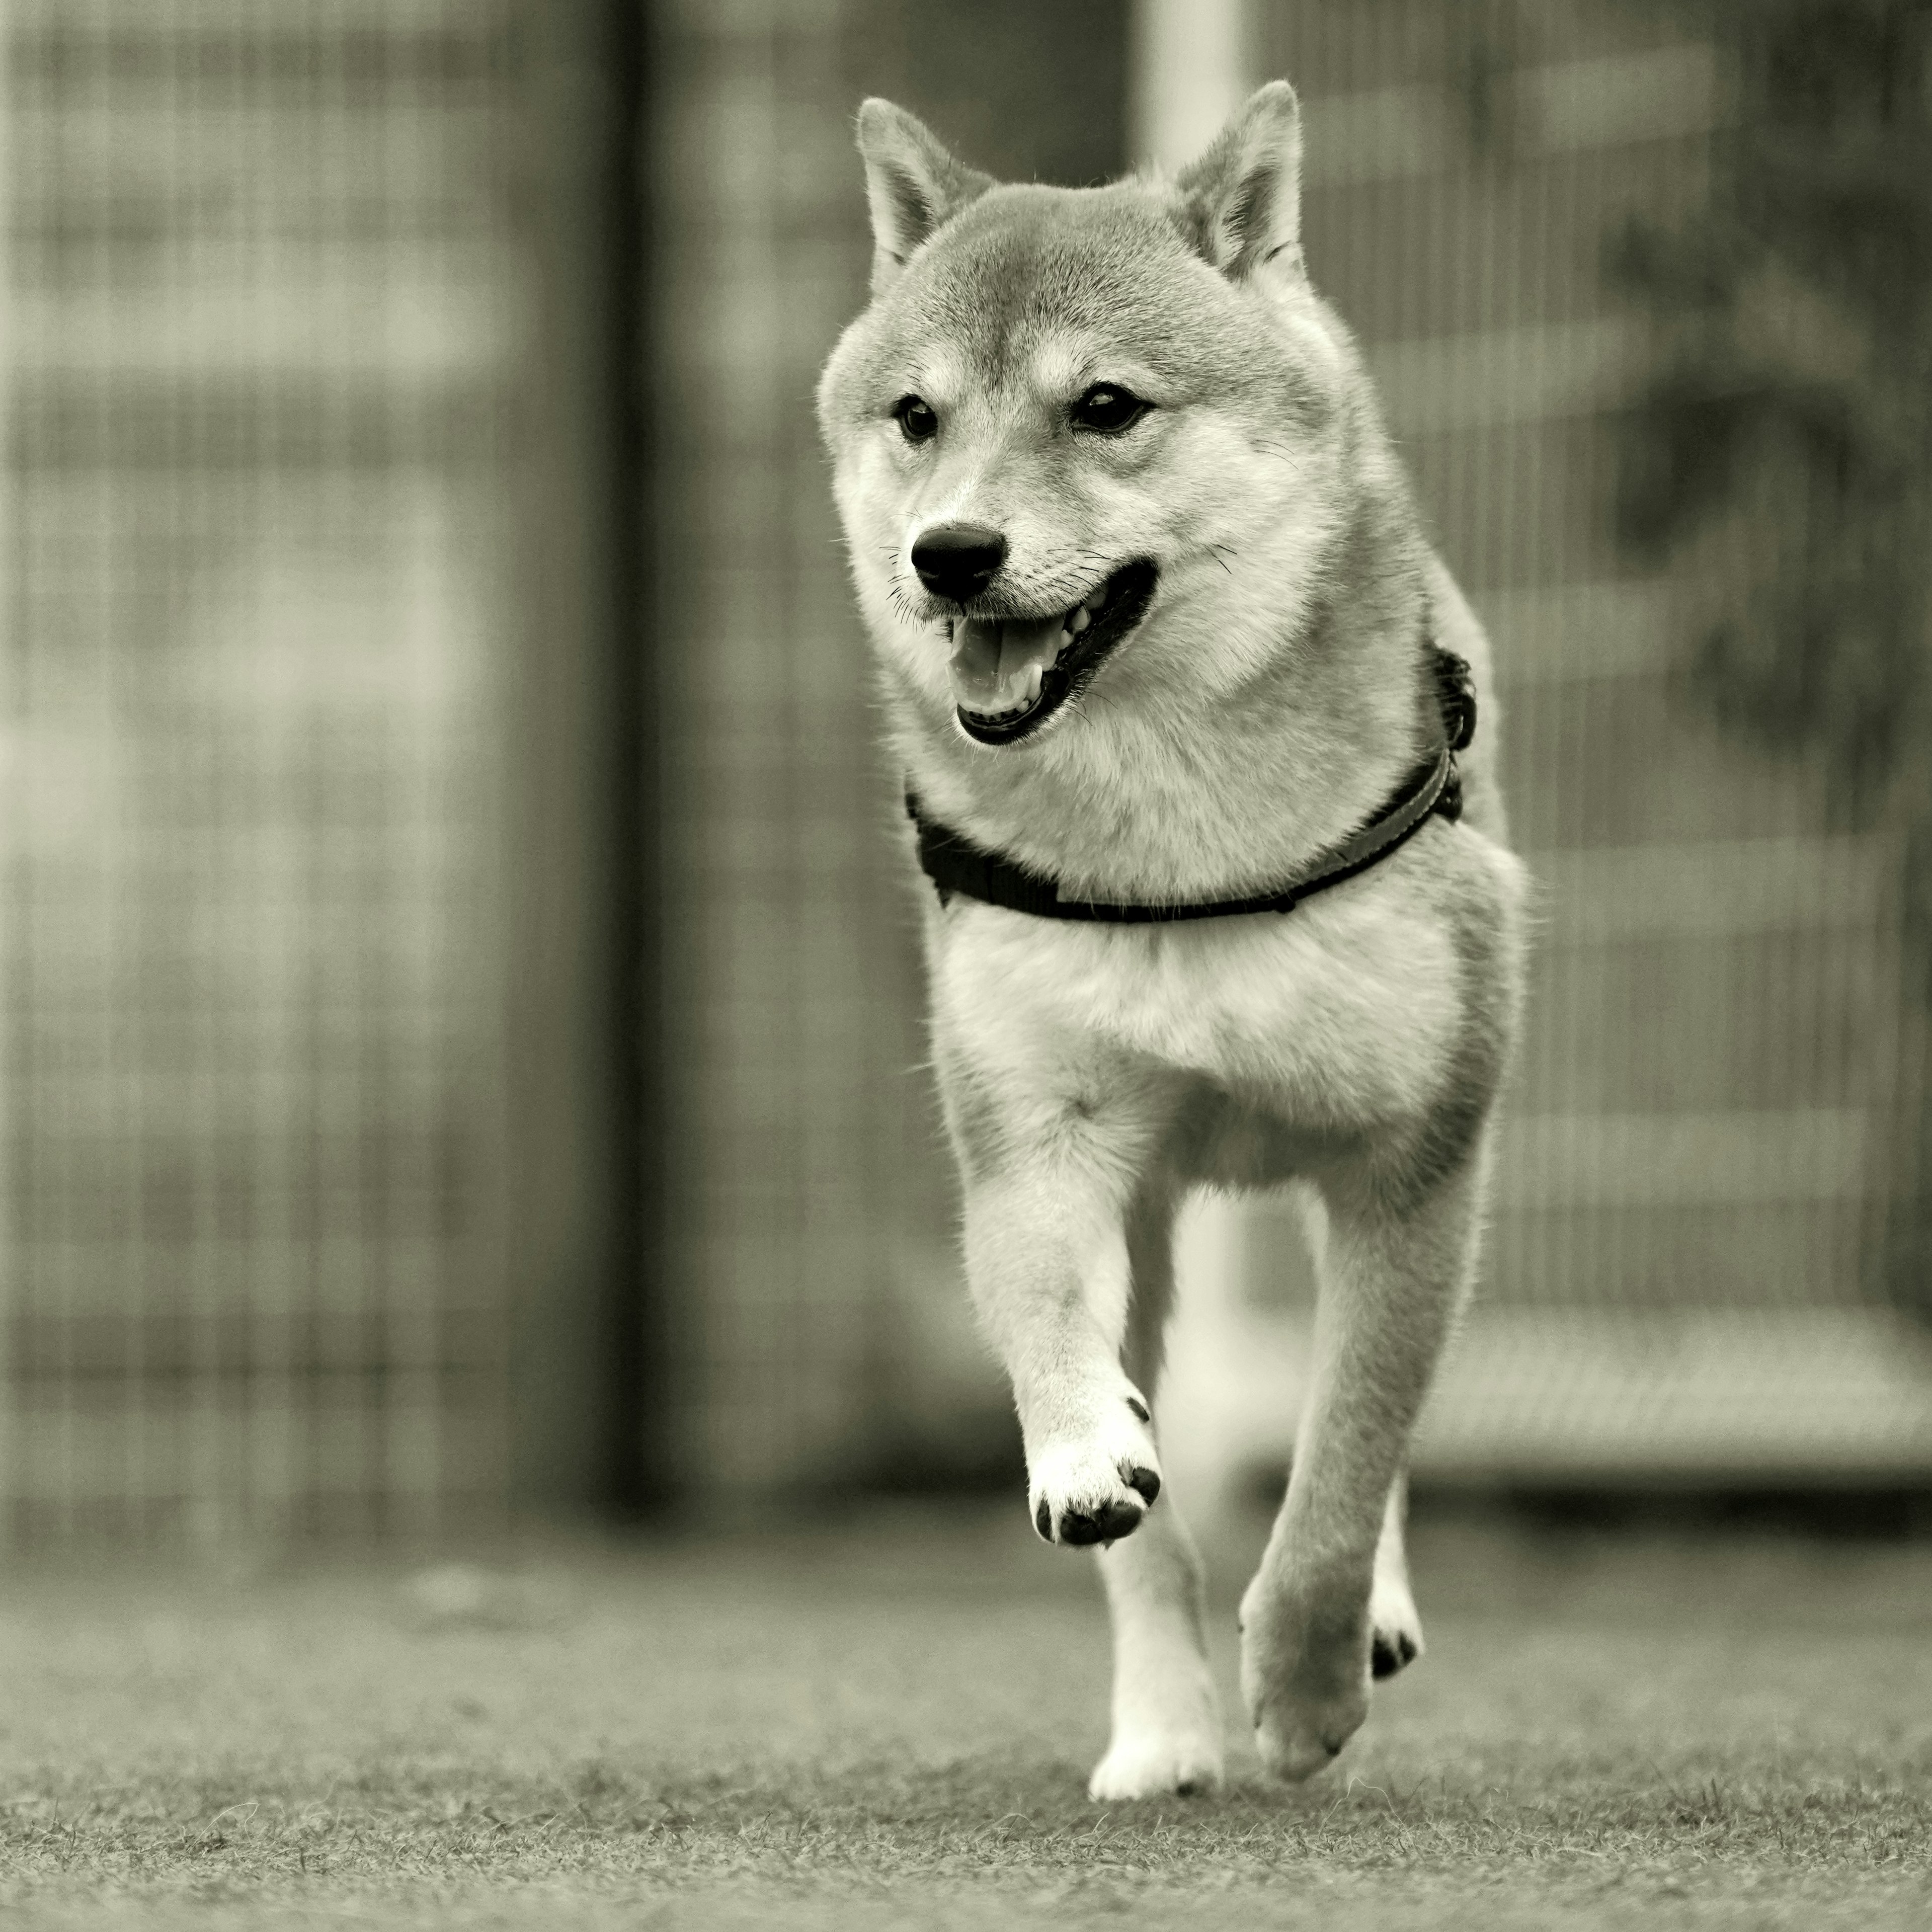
[931,886,1467,1121]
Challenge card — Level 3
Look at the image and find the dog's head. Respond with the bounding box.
[817,83,1382,757]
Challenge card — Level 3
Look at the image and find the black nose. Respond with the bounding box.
[910,523,1008,603]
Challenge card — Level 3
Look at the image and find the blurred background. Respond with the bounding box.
[3,0,1928,1551]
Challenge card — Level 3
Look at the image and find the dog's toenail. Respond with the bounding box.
[1034,1498,1053,1542]
[1398,1634,1417,1665]
[1175,1779,1199,1797]
[1126,1396,1150,1422]
[1371,1636,1399,1679]
[1323,1737,1344,1757]
[1124,1464,1161,1505]
[1060,1509,1105,1547]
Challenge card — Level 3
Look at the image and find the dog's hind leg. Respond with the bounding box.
[1089,1182,1222,1801]
[1368,1472,1424,1680]
[1238,1151,1485,1780]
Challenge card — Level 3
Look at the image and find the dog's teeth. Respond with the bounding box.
[1024,662,1043,700]
[1070,605,1092,634]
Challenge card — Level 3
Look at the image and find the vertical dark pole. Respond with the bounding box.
[505,0,663,1519]
[603,0,656,1516]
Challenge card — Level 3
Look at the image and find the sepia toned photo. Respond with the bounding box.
[2,2,1928,1927]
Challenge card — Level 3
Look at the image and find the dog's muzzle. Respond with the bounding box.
[946,561,1158,747]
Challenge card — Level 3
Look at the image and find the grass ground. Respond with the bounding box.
[1,1504,1928,1930]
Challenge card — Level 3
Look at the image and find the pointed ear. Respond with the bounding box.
[854,99,994,296]
[1174,81,1306,287]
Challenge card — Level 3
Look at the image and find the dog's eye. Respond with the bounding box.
[893,395,939,443]
[1070,384,1150,434]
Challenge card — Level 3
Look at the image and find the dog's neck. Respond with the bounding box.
[884,519,1435,907]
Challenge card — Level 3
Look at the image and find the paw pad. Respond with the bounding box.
[1058,1496,1144,1546]
[1027,1398,1161,1549]
[1369,1630,1419,1680]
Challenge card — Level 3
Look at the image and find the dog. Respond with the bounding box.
[816,80,1526,1799]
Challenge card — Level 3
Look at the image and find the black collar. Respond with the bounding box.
[907,645,1476,926]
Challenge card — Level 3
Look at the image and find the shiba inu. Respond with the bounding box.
[817,82,1527,1799]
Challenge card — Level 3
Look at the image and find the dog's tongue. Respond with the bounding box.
[947,614,1064,716]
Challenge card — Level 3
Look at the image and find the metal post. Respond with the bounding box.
[1129,0,1251,169]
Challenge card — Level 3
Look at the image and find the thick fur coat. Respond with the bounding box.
[817,83,1527,1799]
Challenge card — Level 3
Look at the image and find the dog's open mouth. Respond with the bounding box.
[946,561,1158,747]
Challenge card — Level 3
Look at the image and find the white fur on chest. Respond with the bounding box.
[928,859,1482,1128]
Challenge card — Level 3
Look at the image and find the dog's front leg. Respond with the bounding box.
[1086,1182,1222,1801]
[943,1045,1211,1791]
[951,1079,1166,1553]
[1239,1148,1487,1780]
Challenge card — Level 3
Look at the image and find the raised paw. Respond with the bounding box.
[1028,1394,1161,1549]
